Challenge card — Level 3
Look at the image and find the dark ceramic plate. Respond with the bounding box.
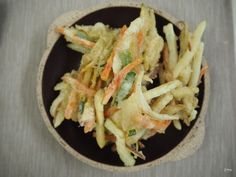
[37,3,209,171]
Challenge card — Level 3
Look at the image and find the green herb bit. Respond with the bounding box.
[128,129,137,136]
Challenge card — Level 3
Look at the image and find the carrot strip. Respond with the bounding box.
[103,58,142,104]
[55,27,95,48]
[199,65,208,81]
[105,134,116,142]
[133,65,141,74]
[150,119,171,133]
[119,25,127,36]
[62,75,95,97]
[100,25,127,81]
[101,51,115,81]
[137,30,143,49]
[135,114,171,133]
[138,141,145,149]
[130,84,136,95]
[64,90,77,119]
[104,106,120,118]
[84,120,96,133]
[55,27,65,34]
[95,78,102,91]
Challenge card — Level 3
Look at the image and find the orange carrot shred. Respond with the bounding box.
[62,75,95,97]
[104,106,120,118]
[55,27,95,48]
[64,90,77,119]
[105,134,116,142]
[137,30,143,49]
[151,119,171,133]
[100,25,127,81]
[135,114,171,134]
[55,27,64,34]
[84,120,95,133]
[133,65,141,74]
[199,65,208,81]
[103,58,142,104]
[100,51,115,81]
[95,78,102,91]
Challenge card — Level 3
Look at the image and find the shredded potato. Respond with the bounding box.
[105,119,135,166]
[178,65,192,85]
[189,42,204,87]
[163,24,178,70]
[171,86,199,100]
[173,21,206,78]
[151,93,173,113]
[144,80,182,100]
[94,90,106,148]
[50,5,206,166]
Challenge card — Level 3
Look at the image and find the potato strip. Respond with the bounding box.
[163,24,178,70]
[189,42,204,87]
[173,21,206,78]
[144,80,182,100]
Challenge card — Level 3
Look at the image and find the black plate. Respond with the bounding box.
[42,6,204,166]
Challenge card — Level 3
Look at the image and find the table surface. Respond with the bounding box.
[0,0,236,177]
